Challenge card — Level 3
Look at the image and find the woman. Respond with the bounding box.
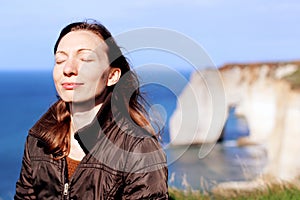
[15,20,168,199]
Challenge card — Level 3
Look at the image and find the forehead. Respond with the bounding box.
[56,30,108,52]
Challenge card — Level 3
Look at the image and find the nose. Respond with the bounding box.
[63,59,78,77]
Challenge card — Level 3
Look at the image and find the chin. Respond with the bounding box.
[67,97,97,105]
[58,92,84,102]
[58,94,76,103]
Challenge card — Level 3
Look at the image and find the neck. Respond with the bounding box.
[69,100,102,134]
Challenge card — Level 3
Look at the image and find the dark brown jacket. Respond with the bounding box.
[15,96,168,199]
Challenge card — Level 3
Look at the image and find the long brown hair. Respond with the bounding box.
[41,20,155,159]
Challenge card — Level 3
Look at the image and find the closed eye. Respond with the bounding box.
[80,58,94,62]
[55,59,66,64]
[55,52,67,64]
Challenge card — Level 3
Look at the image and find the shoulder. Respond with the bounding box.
[114,117,162,152]
[104,116,167,172]
[25,135,47,156]
[118,122,167,173]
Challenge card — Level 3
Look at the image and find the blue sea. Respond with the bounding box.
[0,70,266,199]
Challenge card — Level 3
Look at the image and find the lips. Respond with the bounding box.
[61,82,84,90]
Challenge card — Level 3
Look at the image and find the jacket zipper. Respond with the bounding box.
[63,183,69,196]
[63,157,69,200]
[29,134,70,199]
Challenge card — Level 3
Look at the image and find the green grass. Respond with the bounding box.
[217,187,300,200]
[168,188,210,200]
[225,187,300,200]
[168,184,300,199]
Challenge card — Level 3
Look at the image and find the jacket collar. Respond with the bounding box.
[29,93,114,154]
[74,93,113,154]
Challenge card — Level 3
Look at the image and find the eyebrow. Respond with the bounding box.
[55,48,95,55]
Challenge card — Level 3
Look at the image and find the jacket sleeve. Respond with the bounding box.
[122,137,169,200]
[14,136,36,200]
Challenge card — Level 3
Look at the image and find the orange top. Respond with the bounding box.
[66,156,80,180]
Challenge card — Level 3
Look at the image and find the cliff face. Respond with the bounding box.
[221,62,299,142]
[221,61,300,180]
[169,68,227,145]
[169,60,300,181]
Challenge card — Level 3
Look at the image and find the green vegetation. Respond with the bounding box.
[284,68,300,89]
[168,183,300,199]
[168,188,210,200]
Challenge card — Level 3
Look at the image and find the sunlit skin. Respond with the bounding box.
[53,30,111,103]
[53,30,121,160]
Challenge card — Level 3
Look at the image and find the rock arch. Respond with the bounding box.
[169,61,300,182]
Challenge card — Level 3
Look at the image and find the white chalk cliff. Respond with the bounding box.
[169,60,300,181]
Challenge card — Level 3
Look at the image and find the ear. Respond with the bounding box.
[107,68,121,86]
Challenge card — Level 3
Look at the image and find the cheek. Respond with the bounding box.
[52,66,65,95]
[80,63,109,83]
[100,70,109,83]
[89,69,110,94]
[90,71,108,91]
[52,66,60,86]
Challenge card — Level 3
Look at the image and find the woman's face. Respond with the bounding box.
[53,30,110,103]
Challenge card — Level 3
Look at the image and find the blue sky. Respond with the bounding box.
[0,0,299,71]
